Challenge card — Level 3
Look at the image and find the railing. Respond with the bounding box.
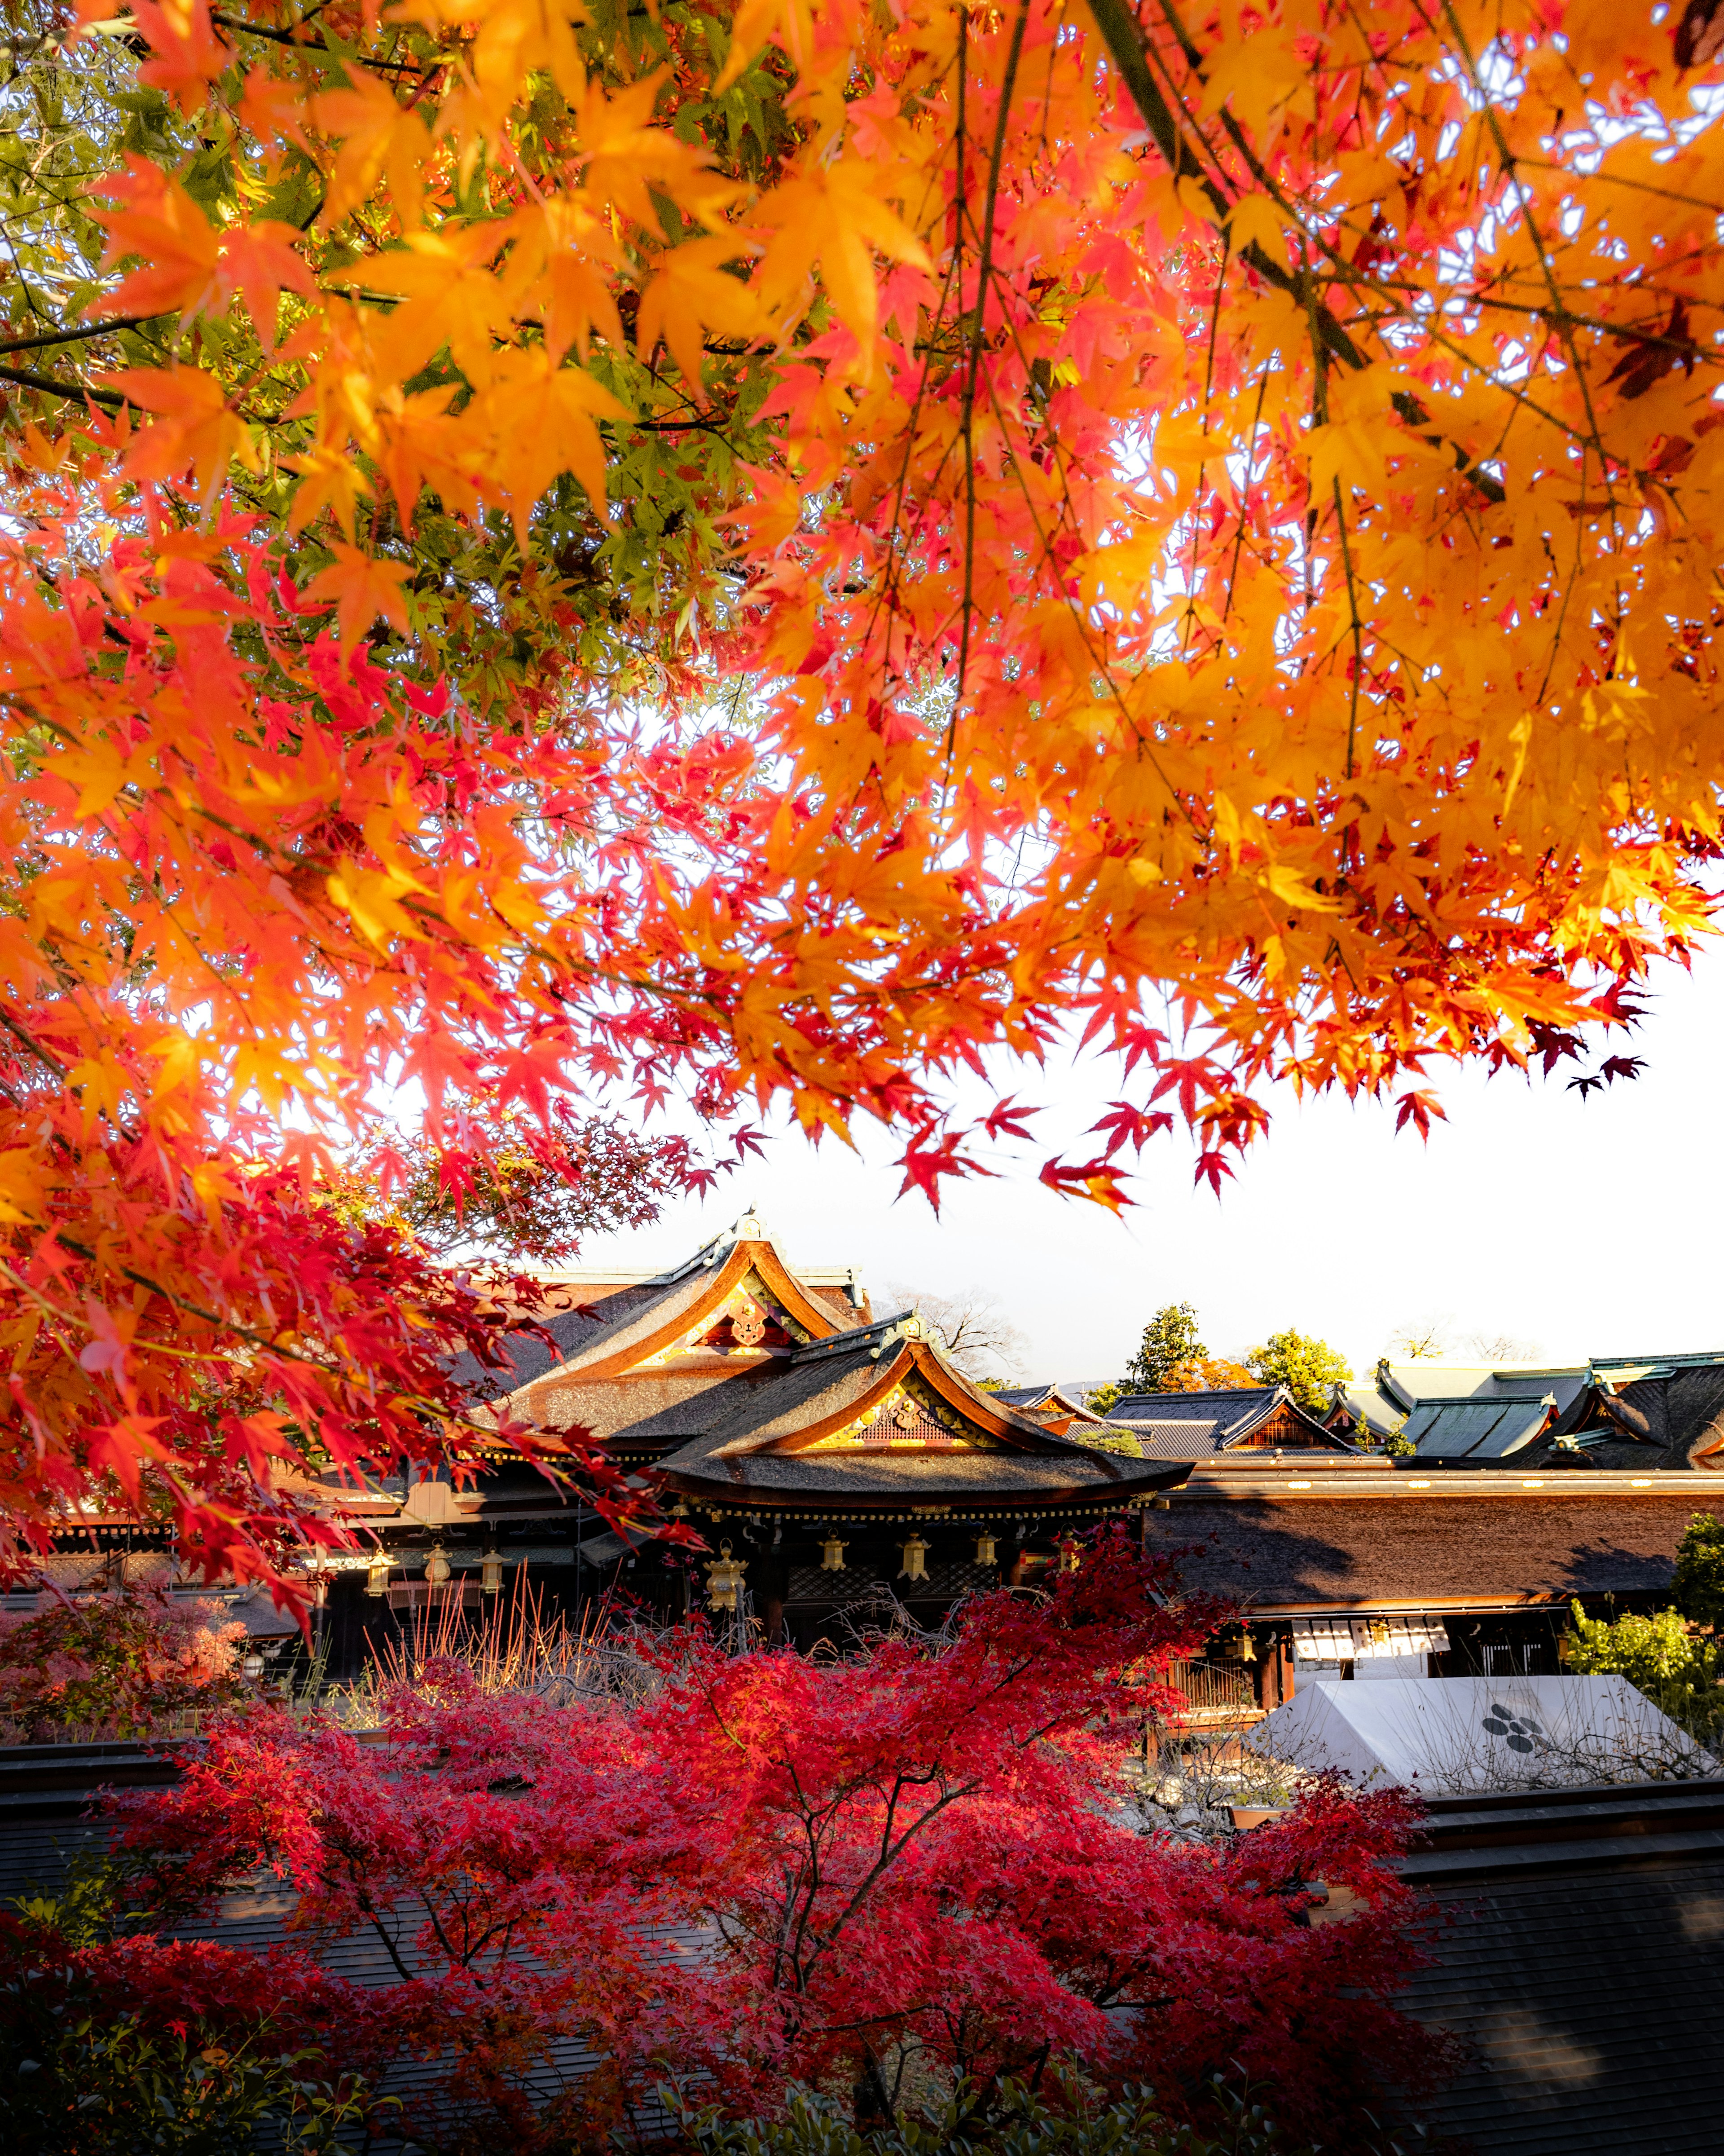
[1163,1658,1258,1719]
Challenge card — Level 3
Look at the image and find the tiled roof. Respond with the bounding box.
[1108,1386,1280,1428]
[1089,1419,1226,1461]
[1403,1396,1555,1461]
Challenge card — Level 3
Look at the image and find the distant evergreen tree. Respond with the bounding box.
[1125,1303,1207,1393]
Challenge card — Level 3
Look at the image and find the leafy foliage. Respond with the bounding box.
[0,1852,377,2153]
[678,2074,1374,2156]
[321,1104,703,1262]
[6,0,1724,1580]
[0,1585,244,1742]
[28,1537,1444,2151]
[1564,1599,1724,1742]
[1245,1331,1353,1415]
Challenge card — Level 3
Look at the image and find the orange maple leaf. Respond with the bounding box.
[302,543,414,656]
[106,364,255,501]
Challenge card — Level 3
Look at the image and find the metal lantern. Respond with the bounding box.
[425,1544,451,1589]
[974,1530,998,1566]
[819,1534,848,1572]
[704,1542,747,1612]
[897,1535,930,1583]
[365,1554,390,1598]
[1240,1630,1257,1662]
[480,1545,504,1596]
[1057,1539,1082,1574]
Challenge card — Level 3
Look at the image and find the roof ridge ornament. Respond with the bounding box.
[651,1207,772,1284]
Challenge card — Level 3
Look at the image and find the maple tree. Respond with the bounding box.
[4,0,1724,1577]
[0,1581,244,1741]
[2,1540,1443,2149]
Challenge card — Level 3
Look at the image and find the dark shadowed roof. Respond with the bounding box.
[1388,1780,1724,2154]
[1151,1495,1702,1611]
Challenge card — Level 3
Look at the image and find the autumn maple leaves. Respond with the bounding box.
[1,1,1721,1578]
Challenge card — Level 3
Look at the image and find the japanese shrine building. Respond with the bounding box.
[321,1215,1190,1656]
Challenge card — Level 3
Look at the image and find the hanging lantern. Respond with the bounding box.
[365,1554,390,1598]
[820,1534,848,1572]
[1057,1538,1082,1574]
[1240,1630,1257,1662]
[974,1530,998,1566]
[897,1535,930,1583]
[704,1542,747,1612]
[425,1544,451,1589]
[241,1648,265,1681]
[480,1545,504,1596]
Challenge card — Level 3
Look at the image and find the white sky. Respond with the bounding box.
[575,944,1724,1387]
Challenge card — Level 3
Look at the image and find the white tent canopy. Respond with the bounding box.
[1246,1675,1713,1794]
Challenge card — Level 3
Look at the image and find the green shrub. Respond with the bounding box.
[1564,1601,1724,1741]
[1674,1512,1724,1633]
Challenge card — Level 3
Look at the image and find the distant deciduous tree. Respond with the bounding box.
[1245,1331,1353,1415]
[1386,1318,1544,1364]
[322,1106,701,1264]
[1163,1356,1257,1393]
[887,1285,1028,1381]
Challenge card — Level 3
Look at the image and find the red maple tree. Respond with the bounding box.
[2,1539,1444,2148]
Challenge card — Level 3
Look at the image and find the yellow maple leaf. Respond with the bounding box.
[636,236,765,393]
[755,159,932,373]
[310,74,432,228]
[468,350,629,540]
[715,0,815,93]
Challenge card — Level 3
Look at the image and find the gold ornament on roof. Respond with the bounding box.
[732,1302,766,1346]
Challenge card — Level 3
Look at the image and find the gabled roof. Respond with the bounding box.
[992,1382,1087,1413]
[1100,1385,1359,1461]
[653,1315,1190,1508]
[466,1215,864,1408]
[1337,1349,1724,1469]
[989,1382,1106,1435]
